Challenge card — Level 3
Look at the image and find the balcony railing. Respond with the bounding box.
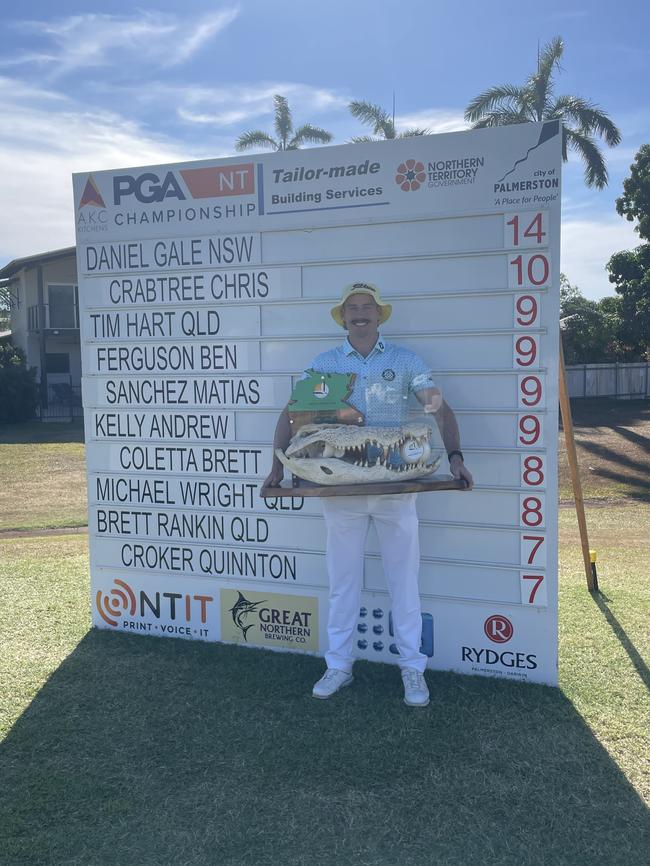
[27,302,80,332]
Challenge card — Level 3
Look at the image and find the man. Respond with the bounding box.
[263,282,473,707]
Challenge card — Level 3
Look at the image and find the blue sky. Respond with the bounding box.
[1,0,648,298]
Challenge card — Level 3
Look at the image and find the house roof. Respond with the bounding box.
[0,246,76,281]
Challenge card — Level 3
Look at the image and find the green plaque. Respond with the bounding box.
[288,370,364,427]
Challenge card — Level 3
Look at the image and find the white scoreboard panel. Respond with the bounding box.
[74,121,561,685]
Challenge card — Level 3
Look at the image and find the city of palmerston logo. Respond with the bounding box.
[96,578,136,627]
[79,174,106,208]
[395,159,426,191]
[229,591,266,641]
[313,381,330,399]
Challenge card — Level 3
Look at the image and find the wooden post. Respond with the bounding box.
[558,334,595,591]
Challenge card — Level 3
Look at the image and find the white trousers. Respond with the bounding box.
[320,493,427,674]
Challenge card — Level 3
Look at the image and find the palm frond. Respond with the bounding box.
[565,126,609,189]
[349,100,395,138]
[464,85,529,122]
[273,95,293,147]
[526,38,563,121]
[235,131,278,152]
[349,135,378,143]
[398,128,428,138]
[471,108,531,129]
[289,124,333,148]
[550,95,621,146]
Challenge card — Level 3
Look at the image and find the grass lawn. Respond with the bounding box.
[0,420,86,531]
[1,401,649,864]
[0,508,648,866]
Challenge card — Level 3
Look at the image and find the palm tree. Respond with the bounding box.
[464,37,620,189]
[235,95,333,152]
[348,100,428,142]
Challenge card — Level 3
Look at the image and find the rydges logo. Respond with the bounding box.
[484,614,513,643]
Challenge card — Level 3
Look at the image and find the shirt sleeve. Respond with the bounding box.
[408,353,437,393]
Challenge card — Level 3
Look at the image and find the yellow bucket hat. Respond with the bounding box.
[331,282,392,328]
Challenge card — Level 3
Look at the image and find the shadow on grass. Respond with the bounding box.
[0,419,85,445]
[1,632,649,866]
[592,593,650,692]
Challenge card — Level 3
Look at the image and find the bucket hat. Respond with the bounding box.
[331,282,392,327]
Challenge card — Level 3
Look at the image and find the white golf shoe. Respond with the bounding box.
[401,668,430,707]
[312,668,354,699]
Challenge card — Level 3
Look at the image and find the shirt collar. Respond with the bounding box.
[343,335,385,357]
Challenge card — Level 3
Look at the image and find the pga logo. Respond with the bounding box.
[113,171,186,205]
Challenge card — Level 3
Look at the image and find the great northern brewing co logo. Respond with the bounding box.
[220,589,319,652]
[395,160,426,191]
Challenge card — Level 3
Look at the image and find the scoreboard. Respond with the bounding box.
[73,120,561,685]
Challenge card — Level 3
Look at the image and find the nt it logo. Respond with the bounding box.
[96,578,213,628]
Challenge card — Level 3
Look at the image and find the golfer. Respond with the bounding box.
[264,283,473,706]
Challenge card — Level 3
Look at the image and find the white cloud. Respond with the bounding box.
[6,9,239,76]
[395,109,468,136]
[0,77,211,260]
[131,81,348,128]
[561,217,642,300]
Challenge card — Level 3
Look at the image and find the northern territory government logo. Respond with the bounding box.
[221,589,319,651]
[395,160,426,191]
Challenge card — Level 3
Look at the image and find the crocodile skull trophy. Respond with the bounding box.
[276,422,441,485]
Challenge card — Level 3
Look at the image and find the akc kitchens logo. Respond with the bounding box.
[395,154,485,192]
[461,615,538,673]
[76,163,257,234]
[221,589,319,652]
[95,577,213,638]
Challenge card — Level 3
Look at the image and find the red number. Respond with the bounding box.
[507,213,545,246]
[510,254,549,286]
[515,335,537,367]
[522,535,545,565]
[523,214,546,244]
[522,496,543,526]
[515,295,538,326]
[518,415,541,445]
[523,455,544,486]
[507,215,520,245]
[522,574,545,604]
[520,375,542,406]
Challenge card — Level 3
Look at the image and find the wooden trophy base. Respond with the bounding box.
[260,475,468,498]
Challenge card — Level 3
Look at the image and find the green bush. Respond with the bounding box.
[0,341,39,423]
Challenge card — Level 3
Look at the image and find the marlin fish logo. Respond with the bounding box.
[229,591,266,641]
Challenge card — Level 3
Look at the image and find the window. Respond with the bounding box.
[45,353,70,374]
[48,284,77,328]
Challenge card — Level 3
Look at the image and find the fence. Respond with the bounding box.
[565,363,650,399]
[38,382,83,421]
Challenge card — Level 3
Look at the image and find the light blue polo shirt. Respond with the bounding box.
[307,336,436,426]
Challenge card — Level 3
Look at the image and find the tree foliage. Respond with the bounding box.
[348,101,428,142]
[464,37,620,189]
[615,143,650,242]
[235,95,333,152]
[559,275,623,363]
[606,145,650,360]
[0,341,39,424]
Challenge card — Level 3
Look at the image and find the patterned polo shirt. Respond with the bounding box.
[307,336,436,426]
